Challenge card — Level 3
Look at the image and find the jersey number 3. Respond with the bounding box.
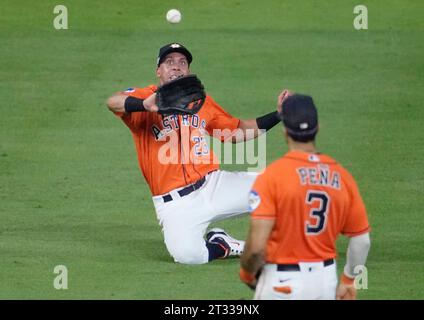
[305,191,330,235]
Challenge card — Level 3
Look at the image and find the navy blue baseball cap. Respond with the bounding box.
[157,43,193,67]
[280,94,318,137]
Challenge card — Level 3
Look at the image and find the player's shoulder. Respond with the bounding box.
[258,156,291,181]
[122,85,157,97]
[204,94,232,109]
[335,162,358,185]
[263,151,346,179]
[200,94,236,119]
[272,152,304,169]
[309,153,355,178]
[203,94,219,108]
[270,156,290,168]
[319,155,360,187]
[122,87,143,94]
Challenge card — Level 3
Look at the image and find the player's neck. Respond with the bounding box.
[287,140,317,154]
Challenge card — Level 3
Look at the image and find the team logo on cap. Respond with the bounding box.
[248,190,261,212]
[170,43,181,48]
[300,122,309,130]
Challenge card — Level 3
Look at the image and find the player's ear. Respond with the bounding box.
[156,67,161,78]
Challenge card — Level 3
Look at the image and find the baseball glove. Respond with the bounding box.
[156,74,206,116]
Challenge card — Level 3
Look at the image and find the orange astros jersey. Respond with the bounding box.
[250,150,370,264]
[115,85,240,196]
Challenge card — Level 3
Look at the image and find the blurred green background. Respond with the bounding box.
[0,0,423,299]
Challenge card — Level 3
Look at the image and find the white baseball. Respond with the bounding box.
[166,9,182,24]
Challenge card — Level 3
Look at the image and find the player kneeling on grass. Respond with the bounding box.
[106,43,283,265]
[240,93,371,300]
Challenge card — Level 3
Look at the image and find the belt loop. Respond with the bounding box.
[163,194,172,203]
[323,259,334,267]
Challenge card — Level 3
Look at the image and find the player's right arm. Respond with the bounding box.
[240,218,274,289]
[230,89,293,143]
[106,92,158,113]
[240,171,277,289]
[106,88,157,132]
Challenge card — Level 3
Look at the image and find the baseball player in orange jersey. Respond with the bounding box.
[106,43,283,264]
[240,93,371,299]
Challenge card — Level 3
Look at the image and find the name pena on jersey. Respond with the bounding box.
[151,114,205,140]
[296,165,341,190]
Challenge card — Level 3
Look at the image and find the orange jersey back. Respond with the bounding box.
[251,150,370,264]
[115,85,240,196]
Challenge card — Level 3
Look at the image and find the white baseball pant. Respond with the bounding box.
[254,261,338,300]
[152,170,257,264]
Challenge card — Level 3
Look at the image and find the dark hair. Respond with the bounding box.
[286,130,317,143]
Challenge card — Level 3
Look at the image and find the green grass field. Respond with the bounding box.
[1,0,423,299]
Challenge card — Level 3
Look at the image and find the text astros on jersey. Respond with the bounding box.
[114,85,240,196]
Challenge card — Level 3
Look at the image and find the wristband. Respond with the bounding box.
[341,273,355,285]
[124,96,146,113]
[256,111,280,131]
[239,268,256,283]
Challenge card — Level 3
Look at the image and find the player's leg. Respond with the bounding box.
[151,170,257,264]
[203,170,258,221]
[320,262,338,300]
[161,213,229,263]
[152,190,225,264]
[198,170,257,259]
[299,261,337,300]
[162,216,207,264]
[152,191,207,264]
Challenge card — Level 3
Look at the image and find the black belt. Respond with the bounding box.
[277,259,334,272]
[162,176,206,203]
